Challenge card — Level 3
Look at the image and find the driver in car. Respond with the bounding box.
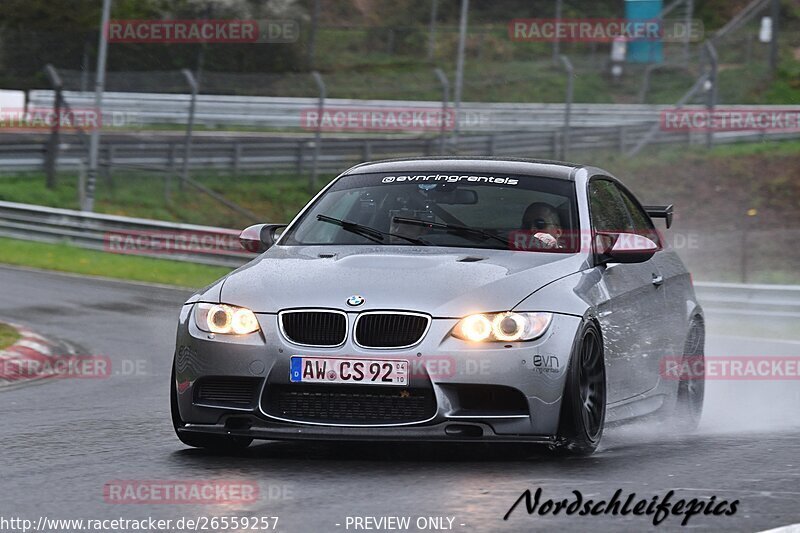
[520,202,563,249]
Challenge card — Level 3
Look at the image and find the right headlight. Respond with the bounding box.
[194,303,261,335]
[451,312,552,343]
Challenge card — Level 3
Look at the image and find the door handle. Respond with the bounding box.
[651,273,664,286]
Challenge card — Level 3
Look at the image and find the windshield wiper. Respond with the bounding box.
[316,214,431,246]
[392,216,509,248]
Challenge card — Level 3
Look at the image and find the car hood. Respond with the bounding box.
[215,245,587,317]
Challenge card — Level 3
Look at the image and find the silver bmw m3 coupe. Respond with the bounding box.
[171,157,705,455]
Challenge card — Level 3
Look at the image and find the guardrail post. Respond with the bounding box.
[551,130,560,158]
[618,125,626,153]
[433,68,450,155]
[425,139,435,156]
[387,29,396,55]
[165,143,177,203]
[487,134,496,155]
[78,159,87,208]
[310,71,326,194]
[105,144,115,191]
[180,68,199,192]
[362,140,372,161]
[233,143,242,177]
[558,55,574,160]
[297,141,305,174]
[43,64,63,189]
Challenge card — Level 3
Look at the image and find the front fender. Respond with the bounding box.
[513,268,599,317]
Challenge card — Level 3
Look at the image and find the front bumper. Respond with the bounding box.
[173,304,582,441]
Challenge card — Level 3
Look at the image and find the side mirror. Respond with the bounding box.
[239,224,288,253]
[595,231,659,264]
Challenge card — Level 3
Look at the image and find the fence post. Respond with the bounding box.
[704,40,718,149]
[84,0,112,212]
[552,0,562,64]
[433,68,450,155]
[180,68,199,191]
[683,0,694,65]
[558,55,574,160]
[452,0,469,153]
[427,0,438,61]
[43,64,63,189]
[310,71,326,194]
[80,39,91,93]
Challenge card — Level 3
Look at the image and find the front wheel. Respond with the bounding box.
[555,321,606,456]
[170,360,253,451]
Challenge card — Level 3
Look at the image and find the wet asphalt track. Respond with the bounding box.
[0,265,798,532]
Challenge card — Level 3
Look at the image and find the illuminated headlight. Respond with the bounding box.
[194,303,260,335]
[452,312,552,342]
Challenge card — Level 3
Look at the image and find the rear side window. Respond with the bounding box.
[588,179,633,233]
[617,187,662,246]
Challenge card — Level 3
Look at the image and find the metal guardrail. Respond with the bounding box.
[2,126,798,173]
[0,200,250,267]
[693,281,800,317]
[29,91,695,130]
[1,126,654,173]
[29,91,800,131]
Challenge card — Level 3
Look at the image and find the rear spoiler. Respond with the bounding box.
[644,205,674,228]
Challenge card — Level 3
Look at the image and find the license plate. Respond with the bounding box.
[290,357,409,386]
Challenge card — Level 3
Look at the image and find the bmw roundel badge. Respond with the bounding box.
[346,295,365,307]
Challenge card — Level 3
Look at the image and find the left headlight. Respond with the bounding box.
[194,303,260,335]
[451,312,552,342]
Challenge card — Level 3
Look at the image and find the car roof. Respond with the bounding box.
[341,156,584,181]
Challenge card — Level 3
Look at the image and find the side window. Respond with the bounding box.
[588,179,633,233]
[616,186,662,247]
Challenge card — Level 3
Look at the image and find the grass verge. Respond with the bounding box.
[0,323,20,351]
[0,237,232,288]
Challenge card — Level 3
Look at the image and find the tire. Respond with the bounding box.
[555,320,606,456]
[170,360,253,451]
[669,318,705,433]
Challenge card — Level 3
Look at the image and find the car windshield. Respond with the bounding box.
[280,171,579,252]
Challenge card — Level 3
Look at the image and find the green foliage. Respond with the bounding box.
[0,237,231,288]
